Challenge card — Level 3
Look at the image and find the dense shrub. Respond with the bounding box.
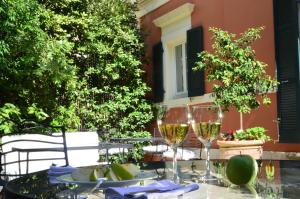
[0,0,153,160]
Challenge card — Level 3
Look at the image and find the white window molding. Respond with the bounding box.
[162,27,189,101]
[158,93,215,106]
[136,0,170,18]
[153,3,194,29]
[153,3,194,101]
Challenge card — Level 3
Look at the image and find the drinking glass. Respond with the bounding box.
[190,104,222,181]
[157,105,190,183]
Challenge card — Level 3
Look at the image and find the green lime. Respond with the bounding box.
[226,155,258,185]
[89,169,98,181]
[103,163,140,181]
[104,168,119,181]
[121,163,140,176]
[111,163,134,180]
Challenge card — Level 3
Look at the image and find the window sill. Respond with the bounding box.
[158,93,214,106]
[173,92,188,99]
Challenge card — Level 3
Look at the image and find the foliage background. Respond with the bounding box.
[0,0,153,160]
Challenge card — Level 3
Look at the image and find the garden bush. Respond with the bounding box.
[0,0,153,162]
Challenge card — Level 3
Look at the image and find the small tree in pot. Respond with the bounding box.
[194,27,278,131]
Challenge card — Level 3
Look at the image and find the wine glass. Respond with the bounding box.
[190,104,222,181]
[157,104,190,183]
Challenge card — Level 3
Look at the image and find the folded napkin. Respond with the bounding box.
[129,183,199,199]
[48,165,77,184]
[48,165,77,176]
[105,180,199,199]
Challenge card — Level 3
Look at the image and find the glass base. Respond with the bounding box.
[173,177,180,184]
[200,174,218,182]
[188,173,219,185]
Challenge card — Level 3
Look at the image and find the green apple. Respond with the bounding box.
[226,154,258,185]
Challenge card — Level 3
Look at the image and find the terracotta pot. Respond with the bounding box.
[217,140,264,160]
[143,152,165,162]
[217,140,264,148]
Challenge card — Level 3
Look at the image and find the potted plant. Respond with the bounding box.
[217,127,271,159]
[194,27,278,159]
[220,127,271,145]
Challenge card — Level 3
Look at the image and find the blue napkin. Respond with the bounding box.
[105,180,199,199]
[129,183,199,199]
[48,165,77,176]
[48,165,77,184]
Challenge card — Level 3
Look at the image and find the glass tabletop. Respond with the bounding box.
[4,160,300,199]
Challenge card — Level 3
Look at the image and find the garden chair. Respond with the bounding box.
[97,129,135,164]
[65,131,100,167]
[0,123,69,188]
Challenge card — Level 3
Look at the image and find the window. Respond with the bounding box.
[152,3,205,104]
[153,3,193,101]
[174,43,187,97]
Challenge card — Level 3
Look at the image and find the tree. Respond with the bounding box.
[0,0,79,131]
[0,0,77,122]
[194,27,278,130]
[0,0,153,162]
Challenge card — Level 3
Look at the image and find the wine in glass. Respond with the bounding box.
[190,104,222,181]
[157,105,189,183]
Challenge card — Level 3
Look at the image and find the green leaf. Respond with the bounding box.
[194,26,279,113]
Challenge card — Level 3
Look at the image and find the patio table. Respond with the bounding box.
[109,137,164,142]
[4,160,300,199]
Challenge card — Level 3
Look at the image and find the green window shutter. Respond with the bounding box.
[187,26,205,97]
[274,0,300,142]
[152,42,164,103]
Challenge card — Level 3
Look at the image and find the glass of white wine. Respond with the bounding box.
[157,105,190,183]
[190,104,222,181]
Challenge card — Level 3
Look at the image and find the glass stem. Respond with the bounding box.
[172,146,179,183]
[205,142,211,177]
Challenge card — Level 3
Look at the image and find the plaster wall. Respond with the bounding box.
[141,0,300,152]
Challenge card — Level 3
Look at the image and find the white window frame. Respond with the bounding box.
[173,42,188,98]
[153,3,214,105]
[153,3,193,101]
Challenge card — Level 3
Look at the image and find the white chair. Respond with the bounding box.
[65,131,100,167]
[1,131,100,177]
[1,125,68,183]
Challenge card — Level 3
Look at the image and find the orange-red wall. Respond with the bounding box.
[141,0,300,152]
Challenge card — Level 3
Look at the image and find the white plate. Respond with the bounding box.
[56,171,157,188]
